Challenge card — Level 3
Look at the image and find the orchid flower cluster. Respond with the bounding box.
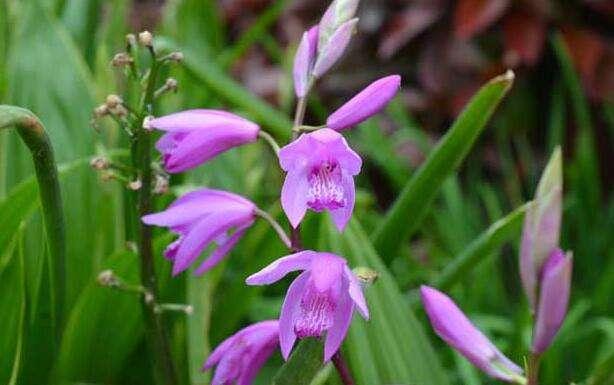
[421,148,572,384]
[139,0,400,383]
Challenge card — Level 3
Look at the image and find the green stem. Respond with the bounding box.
[0,105,65,348]
[131,51,178,385]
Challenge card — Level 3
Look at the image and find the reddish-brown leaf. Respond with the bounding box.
[561,27,605,94]
[503,10,547,66]
[378,0,446,59]
[454,0,510,39]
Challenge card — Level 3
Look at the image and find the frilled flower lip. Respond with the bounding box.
[203,320,279,385]
[246,251,368,362]
[148,109,260,173]
[421,286,523,382]
[142,188,256,276]
[279,129,362,231]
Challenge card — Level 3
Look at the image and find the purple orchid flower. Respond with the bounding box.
[142,188,256,276]
[532,248,573,354]
[279,128,361,231]
[327,75,401,131]
[147,109,260,173]
[246,251,369,362]
[421,286,524,382]
[293,26,319,98]
[203,320,279,385]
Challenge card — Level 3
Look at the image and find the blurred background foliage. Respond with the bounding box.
[0,0,612,384]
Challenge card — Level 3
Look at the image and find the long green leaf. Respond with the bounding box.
[0,228,26,384]
[0,106,66,350]
[372,71,515,261]
[430,203,528,292]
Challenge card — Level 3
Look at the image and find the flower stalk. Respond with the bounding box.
[130,41,178,385]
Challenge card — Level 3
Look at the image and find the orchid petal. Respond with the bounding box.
[324,281,354,362]
[193,223,252,275]
[246,251,315,285]
[279,271,310,360]
[344,266,369,319]
[330,171,355,232]
[281,165,310,228]
[173,211,251,276]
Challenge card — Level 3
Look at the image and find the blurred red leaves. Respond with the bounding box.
[453,0,510,39]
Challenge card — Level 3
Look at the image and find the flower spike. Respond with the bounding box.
[247,251,369,362]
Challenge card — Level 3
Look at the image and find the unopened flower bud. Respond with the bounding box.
[93,104,109,118]
[319,0,360,50]
[112,52,133,67]
[138,30,153,47]
[520,147,563,311]
[97,269,120,287]
[128,179,142,191]
[90,156,110,170]
[327,75,401,131]
[532,249,572,353]
[126,33,137,48]
[142,115,154,131]
[165,78,178,91]
[313,18,358,78]
[153,174,169,195]
[293,26,319,98]
[105,94,123,109]
[168,51,184,62]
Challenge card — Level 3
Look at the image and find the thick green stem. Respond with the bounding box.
[0,105,65,347]
[131,52,178,385]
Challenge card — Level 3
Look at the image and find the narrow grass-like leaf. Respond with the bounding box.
[430,203,527,291]
[0,229,25,385]
[372,71,515,261]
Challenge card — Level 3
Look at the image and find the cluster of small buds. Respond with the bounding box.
[89,156,110,170]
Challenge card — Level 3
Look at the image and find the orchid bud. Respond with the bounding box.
[112,52,133,67]
[138,31,153,47]
[168,51,184,62]
[532,249,572,353]
[318,0,360,51]
[126,33,137,48]
[327,75,401,131]
[519,147,563,310]
[313,18,358,78]
[421,286,524,382]
[293,26,319,98]
[105,94,123,109]
[90,156,110,170]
